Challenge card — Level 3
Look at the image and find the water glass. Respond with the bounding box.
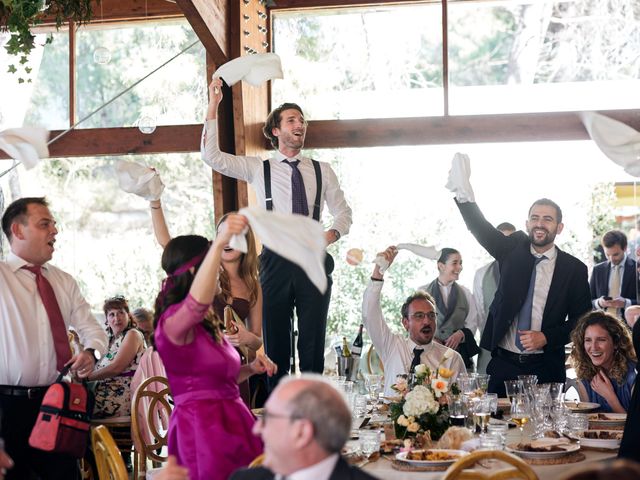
[548,382,564,403]
[359,430,381,456]
[487,423,509,448]
[479,432,503,451]
[458,374,479,396]
[485,393,498,414]
[353,394,368,418]
[448,395,466,427]
[474,374,491,394]
[567,413,589,434]
[504,380,524,402]
[365,374,383,403]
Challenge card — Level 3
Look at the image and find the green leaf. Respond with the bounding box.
[7,64,17,73]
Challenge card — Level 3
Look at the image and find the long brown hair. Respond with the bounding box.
[215,213,260,307]
[570,311,636,384]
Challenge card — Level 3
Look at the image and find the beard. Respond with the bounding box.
[527,227,557,247]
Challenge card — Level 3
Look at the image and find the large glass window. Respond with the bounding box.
[75,20,207,129]
[0,153,214,312]
[272,5,443,120]
[448,0,640,114]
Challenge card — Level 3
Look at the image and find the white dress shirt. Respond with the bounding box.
[499,245,557,354]
[591,256,631,311]
[362,280,467,397]
[0,252,107,386]
[201,120,352,236]
[287,453,339,480]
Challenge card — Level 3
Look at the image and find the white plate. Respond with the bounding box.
[506,442,580,459]
[564,401,600,412]
[588,413,627,427]
[395,449,468,466]
[577,430,622,450]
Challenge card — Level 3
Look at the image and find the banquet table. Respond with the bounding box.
[357,428,618,479]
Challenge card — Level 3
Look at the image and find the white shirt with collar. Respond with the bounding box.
[201,120,352,236]
[362,280,467,397]
[0,252,107,386]
[285,453,339,480]
[500,245,557,354]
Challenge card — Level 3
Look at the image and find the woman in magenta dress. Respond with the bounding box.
[152,214,276,480]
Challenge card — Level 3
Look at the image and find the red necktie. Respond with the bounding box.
[23,265,71,371]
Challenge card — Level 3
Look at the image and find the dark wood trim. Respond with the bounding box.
[44,125,201,158]
[302,110,640,148]
[441,0,449,116]
[176,0,228,65]
[269,0,437,10]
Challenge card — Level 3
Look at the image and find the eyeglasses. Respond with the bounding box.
[409,311,437,321]
[259,409,293,425]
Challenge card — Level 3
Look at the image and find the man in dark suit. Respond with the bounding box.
[230,376,378,480]
[590,230,638,320]
[454,197,591,397]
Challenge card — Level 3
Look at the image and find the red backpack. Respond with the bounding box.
[29,366,94,458]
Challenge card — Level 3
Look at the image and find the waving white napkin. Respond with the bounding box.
[445,152,475,203]
[0,127,49,169]
[233,207,327,293]
[214,53,283,87]
[115,160,165,201]
[374,243,441,274]
[581,112,640,177]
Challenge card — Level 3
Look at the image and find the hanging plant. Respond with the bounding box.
[0,0,95,81]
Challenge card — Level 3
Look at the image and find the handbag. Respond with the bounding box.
[28,365,94,458]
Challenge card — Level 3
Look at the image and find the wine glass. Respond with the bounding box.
[504,379,523,403]
[364,374,383,405]
[474,374,491,394]
[473,396,493,433]
[510,393,532,443]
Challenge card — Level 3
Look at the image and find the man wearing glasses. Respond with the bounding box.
[231,375,377,480]
[363,246,466,398]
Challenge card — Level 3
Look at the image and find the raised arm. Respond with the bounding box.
[149,199,171,248]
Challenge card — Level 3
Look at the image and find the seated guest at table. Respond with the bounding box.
[132,307,153,345]
[153,214,276,480]
[363,246,466,398]
[230,375,378,480]
[420,247,480,369]
[570,311,637,413]
[88,296,145,418]
[618,314,640,461]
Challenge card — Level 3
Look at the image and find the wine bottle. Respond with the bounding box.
[351,324,364,357]
[342,337,351,357]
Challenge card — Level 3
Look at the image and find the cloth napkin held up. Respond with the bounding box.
[232,207,328,294]
[374,243,441,274]
[0,127,49,169]
[214,53,283,87]
[445,152,475,203]
[581,112,640,177]
[115,160,165,201]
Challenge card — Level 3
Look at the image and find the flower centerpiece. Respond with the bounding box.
[389,354,459,442]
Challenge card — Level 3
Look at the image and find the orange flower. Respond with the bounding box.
[438,367,454,379]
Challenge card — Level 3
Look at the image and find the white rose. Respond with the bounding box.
[414,364,427,376]
[407,422,420,433]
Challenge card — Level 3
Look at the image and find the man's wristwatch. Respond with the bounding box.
[85,348,101,363]
[331,229,341,242]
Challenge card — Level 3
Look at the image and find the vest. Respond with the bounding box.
[427,279,470,340]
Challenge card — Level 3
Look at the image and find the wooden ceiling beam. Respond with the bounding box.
[175,0,228,65]
[303,110,640,148]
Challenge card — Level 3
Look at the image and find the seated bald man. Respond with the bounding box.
[230,375,378,480]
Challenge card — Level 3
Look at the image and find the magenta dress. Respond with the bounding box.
[155,294,262,480]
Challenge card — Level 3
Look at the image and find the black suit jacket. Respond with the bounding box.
[589,256,638,308]
[456,201,591,369]
[229,457,380,480]
[619,319,640,461]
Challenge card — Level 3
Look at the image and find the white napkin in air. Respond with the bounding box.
[374,243,441,273]
[445,152,475,203]
[232,207,327,293]
[581,112,640,177]
[115,160,165,201]
[214,53,283,87]
[0,127,49,169]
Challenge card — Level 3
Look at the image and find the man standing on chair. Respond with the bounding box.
[202,78,352,389]
[0,197,107,480]
[448,154,591,397]
[590,230,638,320]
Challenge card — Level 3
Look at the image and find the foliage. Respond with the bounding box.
[586,182,617,263]
[1,0,93,80]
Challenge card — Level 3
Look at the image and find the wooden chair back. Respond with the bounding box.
[92,425,128,480]
[443,449,538,480]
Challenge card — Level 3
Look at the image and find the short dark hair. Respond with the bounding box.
[602,230,627,250]
[262,102,305,149]
[1,197,49,242]
[528,198,563,224]
[496,222,516,232]
[401,291,436,319]
[437,247,460,264]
